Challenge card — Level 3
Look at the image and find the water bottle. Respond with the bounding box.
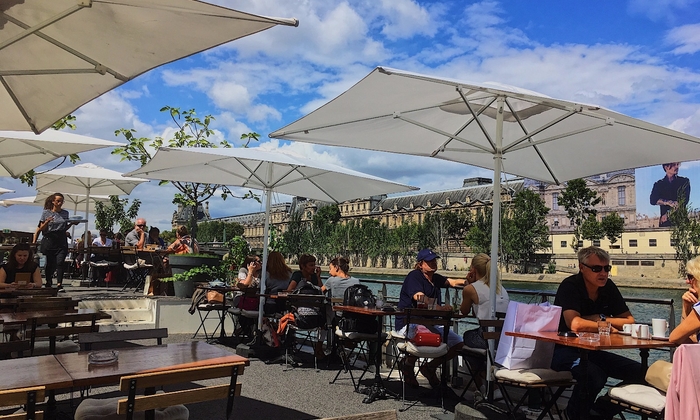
[375,290,384,309]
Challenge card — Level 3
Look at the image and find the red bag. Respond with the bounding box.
[412,332,442,347]
[410,325,442,347]
[238,295,259,311]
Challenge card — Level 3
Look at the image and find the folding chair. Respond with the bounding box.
[331,312,385,391]
[121,248,152,292]
[0,385,45,420]
[486,319,575,420]
[282,294,329,371]
[193,300,229,341]
[606,359,669,420]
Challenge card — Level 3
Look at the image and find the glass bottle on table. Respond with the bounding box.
[375,290,384,309]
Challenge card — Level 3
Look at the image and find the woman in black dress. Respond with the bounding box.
[36,193,80,289]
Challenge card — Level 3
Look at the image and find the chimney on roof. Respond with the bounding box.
[463,177,492,187]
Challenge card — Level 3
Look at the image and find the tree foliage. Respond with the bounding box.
[501,189,551,272]
[464,208,492,254]
[670,195,700,274]
[113,106,259,239]
[196,220,244,243]
[601,213,625,245]
[94,196,141,236]
[559,178,601,251]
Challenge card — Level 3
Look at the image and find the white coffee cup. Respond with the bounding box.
[622,324,633,334]
[638,324,650,339]
[651,318,669,338]
[631,323,640,338]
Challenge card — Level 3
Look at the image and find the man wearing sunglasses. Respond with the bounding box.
[552,246,643,420]
[125,218,148,250]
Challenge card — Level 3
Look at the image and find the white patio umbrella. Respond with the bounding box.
[0,130,122,178]
[0,186,13,195]
[270,66,700,377]
[0,0,298,134]
[125,146,418,329]
[35,163,147,245]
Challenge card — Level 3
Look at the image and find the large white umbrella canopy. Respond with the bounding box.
[0,192,109,213]
[0,186,13,195]
[271,66,700,377]
[125,146,418,329]
[36,163,147,244]
[0,130,122,177]
[0,0,299,134]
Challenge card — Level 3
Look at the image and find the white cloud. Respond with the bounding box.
[666,23,700,54]
[627,0,700,22]
[375,0,440,40]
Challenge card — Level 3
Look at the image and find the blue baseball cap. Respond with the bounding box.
[417,248,440,262]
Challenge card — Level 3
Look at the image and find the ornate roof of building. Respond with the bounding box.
[371,179,525,214]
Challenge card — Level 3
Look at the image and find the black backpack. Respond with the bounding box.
[343,284,376,308]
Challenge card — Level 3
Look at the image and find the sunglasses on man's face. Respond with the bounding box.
[581,262,612,273]
[137,224,147,228]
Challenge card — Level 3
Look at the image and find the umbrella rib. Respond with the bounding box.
[233,158,270,188]
[0,77,37,133]
[394,114,493,155]
[507,122,611,153]
[278,168,337,202]
[204,160,262,186]
[1,11,129,82]
[0,4,86,51]
[503,97,559,184]
[457,88,496,151]
[433,95,497,158]
[503,111,578,153]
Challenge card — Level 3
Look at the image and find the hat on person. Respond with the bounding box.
[417,248,440,262]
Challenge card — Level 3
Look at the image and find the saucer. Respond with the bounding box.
[651,335,669,341]
[618,331,631,336]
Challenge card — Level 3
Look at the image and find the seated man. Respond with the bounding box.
[125,218,148,250]
[396,248,466,390]
[552,246,643,420]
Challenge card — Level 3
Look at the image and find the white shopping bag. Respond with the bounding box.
[494,300,562,369]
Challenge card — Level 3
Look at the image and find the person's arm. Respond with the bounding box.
[682,287,698,319]
[192,240,200,254]
[0,267,12,289]
[565,310,634,332]
[31,266,42,288]
[669,308,700,344]
[286,271,301,292]
[460,284,478,316]
[446,277,467,288]
[136,231,146,250]
[238,262,257,287]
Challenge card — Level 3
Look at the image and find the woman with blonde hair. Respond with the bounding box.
[670,256,700,344]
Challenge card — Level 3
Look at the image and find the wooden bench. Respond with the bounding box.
[29,312,100,356]
[79,328,169,351]
[319,410,398,420]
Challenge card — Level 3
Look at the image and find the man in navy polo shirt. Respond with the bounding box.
[396,248,467,390]
[552,246,643,420]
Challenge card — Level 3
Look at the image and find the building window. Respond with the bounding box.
[552,193,559,210]
[670,238,676,246]
[629,239,638,247]
[553,218,559,227]
[618,186,626,206]
[626,260,640,265]
[577,240,583,248]
[641,261,655,266]
[593,240,601,247]
[649,239,657,247]
[560,241,567,248]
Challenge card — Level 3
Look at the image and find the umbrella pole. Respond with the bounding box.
[257,187,272,331]
[486,97,505,388]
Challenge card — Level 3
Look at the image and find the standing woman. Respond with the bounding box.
[36,193,79,289]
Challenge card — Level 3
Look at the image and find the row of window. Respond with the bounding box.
[558,238,660,248]
[551,186,626,210]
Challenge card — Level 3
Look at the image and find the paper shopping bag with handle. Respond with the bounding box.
[495,301,562,369]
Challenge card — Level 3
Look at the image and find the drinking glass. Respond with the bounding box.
[597,320,611,336]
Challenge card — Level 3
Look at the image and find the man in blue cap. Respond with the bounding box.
[396,248,467,392]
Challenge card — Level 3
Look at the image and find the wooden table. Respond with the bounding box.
[506,331,675,420]
[0,355,73,391]
[335,305,402,404]
[56,341,249,388]
[0,308,110,326]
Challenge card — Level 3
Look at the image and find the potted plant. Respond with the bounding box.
[167,253,221,298]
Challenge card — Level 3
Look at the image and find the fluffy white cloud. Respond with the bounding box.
[666,23,700,54]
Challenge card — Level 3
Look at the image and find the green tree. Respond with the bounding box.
[601,212,625,246]
[670,196,700,274]
[196,220,244,243]
[113,106,259,239]
[94,196,141,236]
[501,189,550,273]
[280,210,310,258]
[464,208,492,254]
[580,215,604,243]
[559,178,601,251]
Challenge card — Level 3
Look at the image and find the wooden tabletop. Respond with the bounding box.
[0,355,73,391]
[56,341,249,387]
[0,308,110,325]
[335,305,403,316]
[505,331,676,351]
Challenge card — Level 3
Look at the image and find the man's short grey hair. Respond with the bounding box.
[577,246,610,264]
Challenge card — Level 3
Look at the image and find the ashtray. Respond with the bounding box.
[578,332,600,342]
[88,350,119,365]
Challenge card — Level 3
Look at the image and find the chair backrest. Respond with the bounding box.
[29,312,99,355]
[116,362,245,420]
[404,308,453,342]
[78,328,169,351]
[479,318,505,341]
[16,297,77,312]
[0,320,32,358]
[0,386,45,420]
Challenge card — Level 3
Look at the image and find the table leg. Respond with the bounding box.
[219,306,227,340]
[580,349,589,420]
[639,348,649,372]
[360,314,397,404]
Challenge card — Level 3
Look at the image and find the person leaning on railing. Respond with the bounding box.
[669,256,700,344]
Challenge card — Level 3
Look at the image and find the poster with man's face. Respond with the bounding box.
[646,162,691,228]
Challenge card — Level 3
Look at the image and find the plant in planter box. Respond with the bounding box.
[166,253,221,298]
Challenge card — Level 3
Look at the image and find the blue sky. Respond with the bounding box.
[1,0,700,234]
